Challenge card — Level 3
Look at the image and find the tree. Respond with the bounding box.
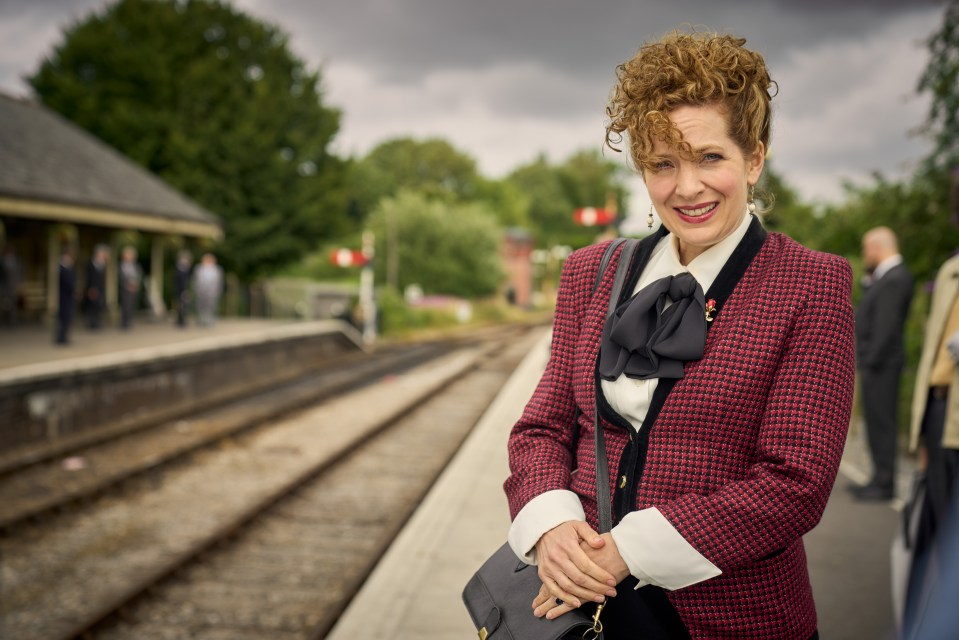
[917,0,959,172]
[755,162,815,242]
[358,137,480,202]
[368,190,503,297]
[29,0,347,281]
[506,150,630,249]
[347,136,530,225]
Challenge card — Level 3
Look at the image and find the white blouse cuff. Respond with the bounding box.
[610,507,721,590]
[507,490,585,564]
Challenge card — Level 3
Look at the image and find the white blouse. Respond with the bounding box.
[601,212,753,432]
[508,213,754,591]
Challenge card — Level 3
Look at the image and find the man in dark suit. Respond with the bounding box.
[173,249,192,327]
[853,226,915,500]
[84,244,108,329]
[55,249,76,345]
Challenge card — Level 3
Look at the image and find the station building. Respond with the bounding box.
[0,93,222,325]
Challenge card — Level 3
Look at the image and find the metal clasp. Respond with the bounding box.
[582,601,605,639]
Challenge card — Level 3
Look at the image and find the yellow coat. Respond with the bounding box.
[910,253,959,451]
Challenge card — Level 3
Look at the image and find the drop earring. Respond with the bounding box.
[647,205,654,229]
[747,185,757,214]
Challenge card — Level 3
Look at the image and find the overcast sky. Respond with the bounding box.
[0,0,948,230]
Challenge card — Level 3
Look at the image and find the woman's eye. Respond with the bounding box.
[653,160,673,171]
[701,153,723,163]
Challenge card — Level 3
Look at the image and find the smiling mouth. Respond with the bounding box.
[676,203,717,217]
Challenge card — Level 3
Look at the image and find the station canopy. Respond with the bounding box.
[0,93,222,239]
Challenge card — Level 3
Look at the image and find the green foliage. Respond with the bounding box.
[826,171,954,286]
[917,0,959,171]
[375,286,457,335]
[29,0,347,281]
[502,154,570,240]
[505,150,630,249]
[368,190,504,297]
[347,136,531,228]
[349,137,481,214]
[473,178,531,228]
[755,161,822,247]
[760,161,955,289]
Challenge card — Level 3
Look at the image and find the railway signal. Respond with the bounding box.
[573,207,615,227]
[329,238,376,346]
[330,248,368,268]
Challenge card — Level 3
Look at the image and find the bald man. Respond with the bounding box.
[852,226,915,500]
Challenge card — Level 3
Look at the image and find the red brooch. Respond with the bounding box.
[705,299,717,322]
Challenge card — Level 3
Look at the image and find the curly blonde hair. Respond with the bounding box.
[605,29,775,172]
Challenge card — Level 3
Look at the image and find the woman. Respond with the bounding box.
[504,30,855,639]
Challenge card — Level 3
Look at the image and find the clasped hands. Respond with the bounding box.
[532,520,630,620]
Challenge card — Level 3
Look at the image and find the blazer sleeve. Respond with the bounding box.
[503,244,604,520]
[656,255,856,572]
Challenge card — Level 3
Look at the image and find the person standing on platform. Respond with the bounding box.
[55,249,75,345]
[193,252,223,327]
[503,30,855,640]
[118,246,141,330]
[851,227,914,500]
[173,250,193,328]
[84,244,109,330]
[0,244,21,327]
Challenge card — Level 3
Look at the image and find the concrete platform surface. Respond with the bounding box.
[0,318,303,372]
[327,329,911,640]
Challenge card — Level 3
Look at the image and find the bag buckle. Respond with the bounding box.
[582,601,605,639]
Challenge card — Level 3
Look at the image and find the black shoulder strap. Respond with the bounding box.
[594,238,637,533]
[594,238,627,296]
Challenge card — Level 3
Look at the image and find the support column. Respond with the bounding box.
[360,230,377,345]
[106,241,119,323]
[46,229,58,323]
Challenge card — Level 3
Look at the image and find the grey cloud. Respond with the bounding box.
[250,0,938,78]
[0,0,949,202]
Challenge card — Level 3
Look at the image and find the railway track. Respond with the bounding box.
[0,340,450,533]
[0,324,544,639]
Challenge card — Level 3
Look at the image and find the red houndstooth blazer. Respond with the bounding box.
[505,220,856,639]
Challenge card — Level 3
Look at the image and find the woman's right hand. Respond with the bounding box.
[532,520,618,618]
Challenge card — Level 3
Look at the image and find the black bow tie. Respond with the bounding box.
[599,272,707,381]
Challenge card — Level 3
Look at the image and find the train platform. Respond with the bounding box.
[0,317,306,372]
[327,329,914,640]
[0,316,371,467]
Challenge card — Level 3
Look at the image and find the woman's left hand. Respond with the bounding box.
[532,581,578,620]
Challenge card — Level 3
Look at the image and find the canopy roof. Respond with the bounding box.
[0,93,222,239]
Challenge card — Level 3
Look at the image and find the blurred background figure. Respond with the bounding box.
[903,165,959,633]
[119,246,141,330]
[84,244,109,330]
[904,485,959,639]
[55,248,75,345]
[0,243,21,327]
[193,252,223,327]
[852,227,914,501]
[173,249,193,328]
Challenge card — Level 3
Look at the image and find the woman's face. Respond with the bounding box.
[644,103,764,265]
